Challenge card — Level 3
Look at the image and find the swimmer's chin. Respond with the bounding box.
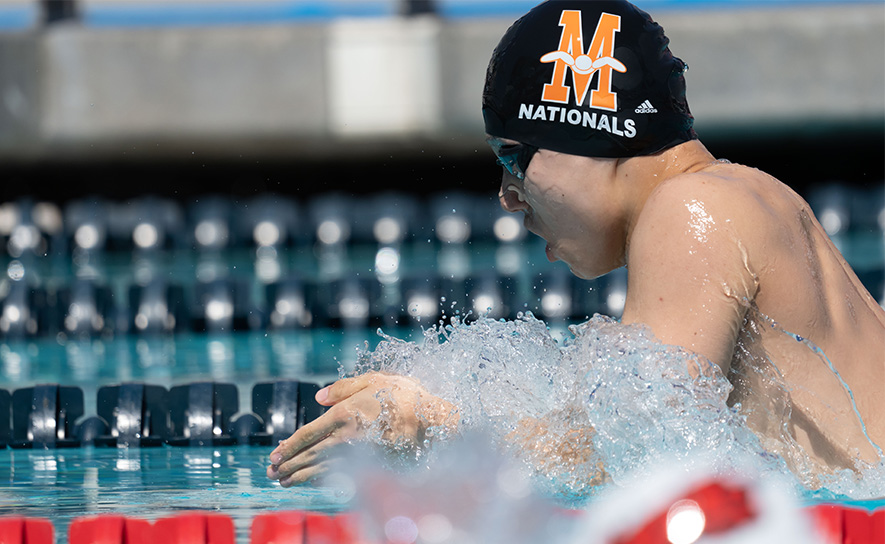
[544,243,603,281]
[558,257,609,281]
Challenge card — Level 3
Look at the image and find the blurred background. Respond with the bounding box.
[0,0,882,199]
[0,0,882,360]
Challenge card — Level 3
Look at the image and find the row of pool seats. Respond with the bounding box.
[0,264,630,337]
[0,185,883,338]
[3,186,882,254]
[0,380,326,450]
[1,192,530,254]
[0,192,633,338]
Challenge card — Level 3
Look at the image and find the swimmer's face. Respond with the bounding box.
[491,137,628,279]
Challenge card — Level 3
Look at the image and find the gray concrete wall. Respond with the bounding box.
[0,3,881,162]
[38,23,328,157]
[0,31,41,157]
[657,5,885,131]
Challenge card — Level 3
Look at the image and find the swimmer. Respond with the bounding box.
[268,0,885,488]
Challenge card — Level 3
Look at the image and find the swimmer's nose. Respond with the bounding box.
[499,176,528,213]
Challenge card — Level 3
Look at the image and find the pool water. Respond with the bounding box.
[1,438,882,543]
[0,329,361,541]
[0,444,342,541]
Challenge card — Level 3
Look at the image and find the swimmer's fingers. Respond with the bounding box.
[268,432,347,483]
[278,459,337,488]
[269,391,382,467]
[269,401,379,487]
[319,371,409,406]
[314,374,374,406]
[269,409,346,466]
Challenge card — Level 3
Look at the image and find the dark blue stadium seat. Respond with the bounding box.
[309,193,353,248]
[248,380,325,445]
[11,385,83,448]
[594,267,628,319]
[58,280,115,338]
[128,280,186,334]
[807,183,851,237]
[92,383,169,447]
[312,274,380,329]
[0,281,49,338]
[530,268,576,322]
[188,194,234,251]
[486,202,528,245]
[238,194,301,249]
[429,192,476,245]
[400,274,443,326]
[1,199,61,259]
[464,270,517,320]
[167,382,238,447]
[858,267,885,307]
[849,183,885,235]
[352,192,418,246]
[192,277,255,332]
[108,196,184,252]
[266,277,313,329]
[65,197,110,254]
[0,389,9,448]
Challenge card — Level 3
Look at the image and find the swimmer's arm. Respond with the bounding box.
[621,177,757,374]
[266,373,606,489]
[507,415,608,487]
[267,372,459,487]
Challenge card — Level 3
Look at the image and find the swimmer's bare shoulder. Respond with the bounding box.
[624,162,884,398]
[642,166,885,461]
[621,164,776,373]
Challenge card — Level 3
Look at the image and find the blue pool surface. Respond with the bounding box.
[1,436,882,542]
[0,444,346,540]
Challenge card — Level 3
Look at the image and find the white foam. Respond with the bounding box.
[349,313,885,501]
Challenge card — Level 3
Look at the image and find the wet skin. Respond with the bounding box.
[269,139,885,486]
[267,372,457,487]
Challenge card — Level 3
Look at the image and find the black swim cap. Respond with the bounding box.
[483,0,697,158]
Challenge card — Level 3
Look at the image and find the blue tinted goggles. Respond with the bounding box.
[487,138,538,180]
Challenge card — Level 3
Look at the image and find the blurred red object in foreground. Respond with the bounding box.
[808,504,885,544]
[612,481,756,544]
[152,511,235,544]
[0,517,53,544]
[69,515,152,544]
[251,511,364,544]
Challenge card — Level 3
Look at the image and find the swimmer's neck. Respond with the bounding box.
[620,140,719,247]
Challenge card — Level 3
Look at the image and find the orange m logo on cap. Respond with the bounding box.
[540,10,625,112]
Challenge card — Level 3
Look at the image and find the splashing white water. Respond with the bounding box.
[349,313,885,501]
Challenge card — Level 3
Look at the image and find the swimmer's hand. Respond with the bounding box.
[266,371,459,487]
[507,414,608,489]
